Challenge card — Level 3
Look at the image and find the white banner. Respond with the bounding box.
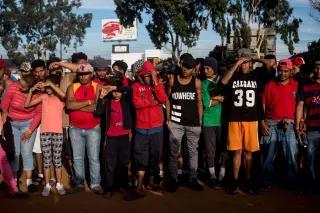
[102,19,137,41]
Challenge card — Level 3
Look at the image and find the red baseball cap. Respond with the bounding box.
[291,57,305,67]
[139,61,156,76]
[278,59,293,70]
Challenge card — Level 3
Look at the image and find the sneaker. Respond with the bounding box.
[91,185,104,195]
[41,186,51,197]
[33,176,44,186]
[208,178,218,188]
[188,179,203,191]
[28,183,39,193]
[165,179,178,192]
[227,179,238,195]
[56,184,66,196]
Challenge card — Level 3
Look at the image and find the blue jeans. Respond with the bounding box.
[306,130,320,181]
[261,122,298,186]
[10,119,37,172]
[69,125,101,187]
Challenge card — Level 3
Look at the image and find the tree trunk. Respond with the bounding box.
[255,29,265,59]
[60,40,63,59]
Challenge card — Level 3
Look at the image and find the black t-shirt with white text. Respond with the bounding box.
[225,69,263,121]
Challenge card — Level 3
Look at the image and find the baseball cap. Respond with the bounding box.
[77,63,94,74]
[238,48,253,59]
[291,57,305,66]
[278,59,293,70]
[19,62,32,72]
[93,60,109,71]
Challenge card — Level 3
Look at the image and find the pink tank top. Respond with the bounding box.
[40,94,64,133]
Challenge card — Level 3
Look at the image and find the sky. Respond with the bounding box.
[0,0,319,60]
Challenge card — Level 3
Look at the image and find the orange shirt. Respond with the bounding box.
[40,94,64,133]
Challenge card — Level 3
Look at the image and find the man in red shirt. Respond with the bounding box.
[129,61,167,200]
[66,63,103,194]
[260,59,298,190]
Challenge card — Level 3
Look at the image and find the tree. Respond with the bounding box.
[222,0,302,57]
[204,0,229,46]
[309,0,320,22]
[114,0,210,63]
[0,0,92,63]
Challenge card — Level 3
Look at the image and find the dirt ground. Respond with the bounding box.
[1,172,319,213]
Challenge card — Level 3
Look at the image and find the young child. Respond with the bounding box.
[25,75,66,197]
[94,82,132,199]
[0,113,28,198]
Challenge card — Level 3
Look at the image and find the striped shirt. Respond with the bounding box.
[297,80,320,131]
[1,82,42,132]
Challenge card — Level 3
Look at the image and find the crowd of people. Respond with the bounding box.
[0,50,319,201]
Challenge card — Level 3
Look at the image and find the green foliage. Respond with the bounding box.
[210,0,301,54]
[115,0,301,58]
[0,0,92,63]
[114,0,210,62]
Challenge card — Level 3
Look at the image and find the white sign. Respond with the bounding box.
[102,19,137,41]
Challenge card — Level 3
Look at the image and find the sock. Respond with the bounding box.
[38,173,44,178]
[45,183,51,189]
[26,179,33,186]
[159,171,164,178]
[209,167,216,179]
[178,169,183,175]
[219,167,226,181]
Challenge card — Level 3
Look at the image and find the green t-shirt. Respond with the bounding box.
[202,78,224,127]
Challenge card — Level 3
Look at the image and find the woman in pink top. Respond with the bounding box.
[1,75,41,192]
[25,75,66,197]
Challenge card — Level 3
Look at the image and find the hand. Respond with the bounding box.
[30,83,42,92]
[299,120,307,132]
[42,81,53,88]
[99,87,110,99]
[22,130,33,142]
[166,119,171,126]
[212,96,224,102]
[48,62,61,70]
[34,82,45,90]
[261,120,269,136]
[236,57,250,67]
[87,99,96,106]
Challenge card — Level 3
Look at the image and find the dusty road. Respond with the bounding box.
[1,183,319,213]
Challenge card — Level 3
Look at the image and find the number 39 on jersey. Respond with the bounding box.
[234,89,255,107]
